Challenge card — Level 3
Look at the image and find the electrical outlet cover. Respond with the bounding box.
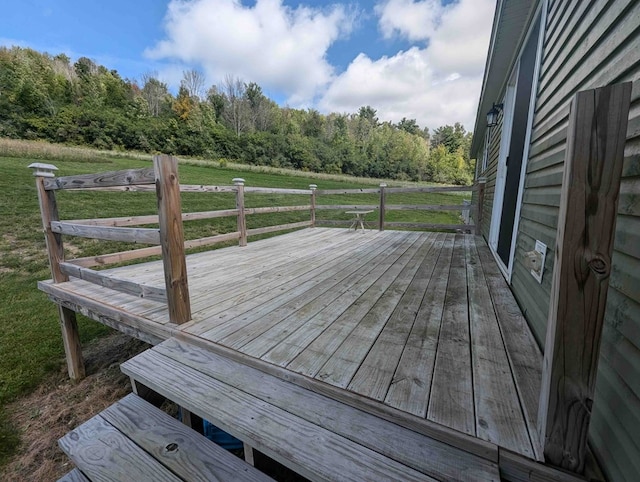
[532,240,547,283]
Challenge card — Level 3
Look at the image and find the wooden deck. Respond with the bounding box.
[39,228,544,465]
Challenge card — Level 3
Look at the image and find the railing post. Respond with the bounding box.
[154,155,191,324]
[309,184,317,227]
[461,200,471,225]
[29,163,85,380]
[474,177,486,235]
[537,83,631,473]
[234,178,247,246]
[378,183,386,231]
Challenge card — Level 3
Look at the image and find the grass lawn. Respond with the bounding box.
[0,141,471,466]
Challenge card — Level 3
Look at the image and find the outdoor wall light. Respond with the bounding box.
[486,103,503,128]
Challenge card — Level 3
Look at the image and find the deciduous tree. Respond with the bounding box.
[181,69,206,100]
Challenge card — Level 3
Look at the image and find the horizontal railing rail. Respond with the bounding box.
[44,168,156,190]
[69,184,238,193]
[58,262,168,302]
[245,205,311,215]
[50,222,161,244]
[66,245,165,268]
[386,204,468,211]
[315,188,380,195]
[315,204,378,211]
[244,187,312,195]
[384,222,472,230]
[385,185,472,194]
[247,220,312,237]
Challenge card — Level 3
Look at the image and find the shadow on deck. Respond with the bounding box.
[40,228,554,478]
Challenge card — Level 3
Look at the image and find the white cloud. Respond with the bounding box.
[319,48,479,130]
[146,0,494,130]
[424,0,494,77]
[375,0,492,76]
[375,0,441,41]
[320,0,494,130]
[146,0,354,105]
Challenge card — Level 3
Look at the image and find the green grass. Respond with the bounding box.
[0,144,470,466]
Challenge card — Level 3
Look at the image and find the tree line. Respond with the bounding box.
[0,46,475,184]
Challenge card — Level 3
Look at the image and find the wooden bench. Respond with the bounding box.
[57,392,273,482]
[121,337,500,481]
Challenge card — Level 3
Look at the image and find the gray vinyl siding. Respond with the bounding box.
[474,0,640,479]
[502,0,640,480]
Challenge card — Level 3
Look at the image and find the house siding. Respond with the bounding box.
[480,0,640,480]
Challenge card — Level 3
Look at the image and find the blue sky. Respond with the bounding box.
[0,0,495,130]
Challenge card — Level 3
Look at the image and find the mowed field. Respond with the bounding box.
[0,140,470,468]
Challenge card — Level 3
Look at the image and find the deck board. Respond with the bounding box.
[218,232,408,351]
[284,233,429,378]
[465,236,534,458]
[313,233,435,388]
[476,242,543,460]
[262,232,421,367]
[123,344,440,482]
[150,228,358,323]
[59,415,182,482]
[124,337,500,481]
[188,230,392,337]
[384,233,453,416]
[97,394,272,482]
[41,228,540,461]
[244,232,416,359]
[347,232,444,401]
[427,234,475,435]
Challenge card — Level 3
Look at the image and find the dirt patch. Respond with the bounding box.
[64,242,82,257]
[0,332,149,482]
[0,331,306,482]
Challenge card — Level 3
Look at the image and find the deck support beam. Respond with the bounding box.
[243,443,255,466]
[30,163,85,380]
[537,83,632,473]
[57,306,85,380]
[155,155,191,324]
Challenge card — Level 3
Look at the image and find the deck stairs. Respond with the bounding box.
[118,337,501,481]
[56,392,272,482]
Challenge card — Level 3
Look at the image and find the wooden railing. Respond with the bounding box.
[30,155,315,326]
[31,154,485,328]
[315,183,483,233]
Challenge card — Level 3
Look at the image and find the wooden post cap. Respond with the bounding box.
[28,163,58,177]
[309,184,317,190]
[232,178,245,185]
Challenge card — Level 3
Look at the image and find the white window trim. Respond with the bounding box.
[506,0,548,282]
[481,129,490,173]
[488,0,548,281]
[489,73,517,278]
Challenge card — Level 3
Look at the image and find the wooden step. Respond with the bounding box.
[121,337,501,481]
[58,393,273,482]
[57,468,89,482]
